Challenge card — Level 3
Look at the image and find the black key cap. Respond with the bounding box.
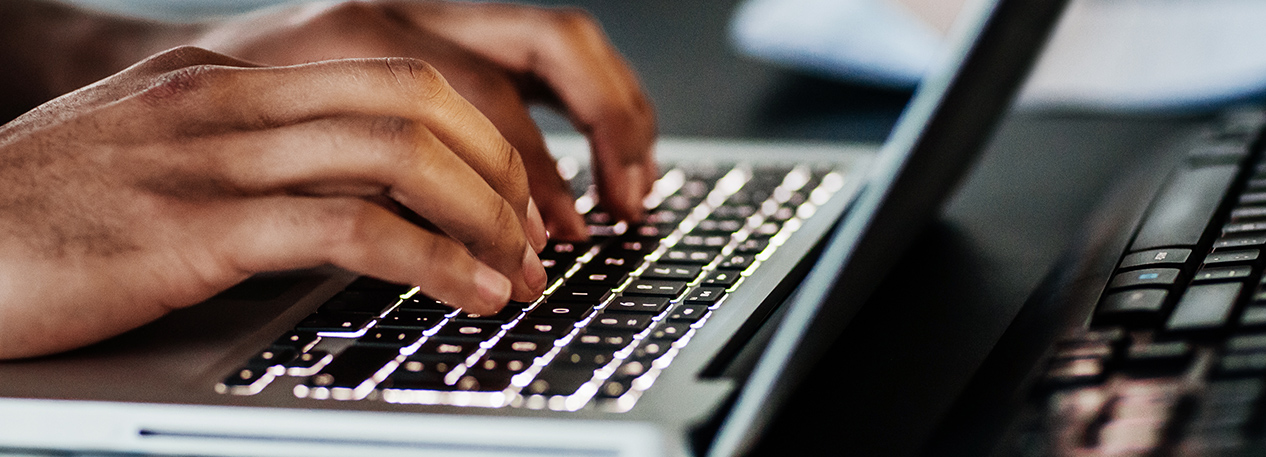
[1122,340,1193,375]
[377,310,447,329]
[691,218,744,235]
[1166,282,1243,332]
[283,350,331,376]
[567,266,628,287]
[345,276,413,295]
[572,329,638,349]
[1130,164,1238,251]
[1205,249,1260,265]
[456,302,528,322]
[1095,289,1168,326]
[717,254,756,270]
[734,238,769,254]
[247,347,297,368]
[1214,235,1266,249]
[1120,248,1191,269]
[470,354,535,374]
[702,270,741,287]
[589,312,655,332]
[649,322,691,341]
[452,371,514,392]
[396,294,450,312]
[1108,268,1180,289]
[384,357,461,390]
[272,331,319,352]
[549,285,613,304]
[660,248,720,265]
[606,296,671,314]
[640,263,702,281]
[317,290,400,314]
[554,347,619,369]
[433,321,503,341]
[684,287,727,306]
[358,328,424,347]
[1241,305,1266,327]
[509,318,576,339]
[414,339,480,360]
[1042,358,1107,389]
[219,367,271,393]
[1193,266,1252,282]
[306,345,401,389]
[526,367,595,396]
[294,312,376,333]
[488,336,555,358]
[678,234,731,248]
[668,304,709,323]
[624,279,688,297]
[528,300,596,321]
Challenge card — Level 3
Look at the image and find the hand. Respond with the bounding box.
[0,47,547,359]
[190,1,659,236]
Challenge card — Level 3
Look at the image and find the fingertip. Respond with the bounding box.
[473,262,512,309]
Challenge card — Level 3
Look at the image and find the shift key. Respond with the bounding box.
[1131,164,1238,251]
[1166,282,1243,332]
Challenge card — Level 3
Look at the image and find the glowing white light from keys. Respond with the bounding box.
[820,171,846,192]
[781,166,811,191]
[556,156,582,181]
[644,169,685,209]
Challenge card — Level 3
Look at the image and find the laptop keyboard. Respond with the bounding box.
[1015,112,1266,455]
[216,160,848,412]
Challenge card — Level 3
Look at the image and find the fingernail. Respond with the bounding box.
[523,245,547,293]
[474,262,511,307]
[527,198,548,252]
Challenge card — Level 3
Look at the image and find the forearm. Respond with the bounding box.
[0,0,199,121]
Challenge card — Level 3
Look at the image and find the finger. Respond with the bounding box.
[383,3,658,221]
[123,57,540,237]
[210,195,513,315]
[450,77,587,241]
[164,115,548,300]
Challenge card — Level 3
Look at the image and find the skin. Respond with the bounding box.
[0,1,657,359]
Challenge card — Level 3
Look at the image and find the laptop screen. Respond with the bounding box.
[707,0,1072,454]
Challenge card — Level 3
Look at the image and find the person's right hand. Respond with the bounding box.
[0,47,547,359]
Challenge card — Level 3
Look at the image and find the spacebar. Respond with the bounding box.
[1131,164,1239,251]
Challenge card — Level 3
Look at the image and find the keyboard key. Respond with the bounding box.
[283,350,331,376]
[413,339,479,360]
[554,347,619,369]
[1120,248,1192,269]
[509,318,576,339]
[606,296,672,314]
[247,347,297,368]
[396,295,450,312]
[433,321,503,341]
[660,248,721,265]
[624,279,688,297]
[668,304,709,323]
[1193,266,1252,282]
[1240,305,1266,327]
[640,263,702,281]
[1042,358,1106,389]
[271,331,319,352]
[649,322,692,341]
[567,266,628,287]
[377,310,447,329]
[306,345,401,389]
[1166,282,1243,332]
[470,354,535,374]
[1108,268,1180,289]
[703,270,741,287]
[1122,341,1193,375]
[1095,289,1167,326]
[294,312,376,333]
[488,336,555,358]
[526,367,595,397]
[528,300,596,321]
[1130,164,1238,252]
[717,254,756,270]
[549,285,613,304]
[357,328,424,347]
[589,312,655,332]
[1205,249,1260,265]
[572,329,638,349]
[316,290,400,314]
[684,287,727,306]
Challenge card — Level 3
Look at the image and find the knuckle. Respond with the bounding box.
[381,57,448,102]
[138,46,223,72]
[321,198,376,253]
[549,7,602,37]
[139,63,230,105]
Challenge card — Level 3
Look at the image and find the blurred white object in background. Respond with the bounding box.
[731,0,1266,112]
[64,0,293,20]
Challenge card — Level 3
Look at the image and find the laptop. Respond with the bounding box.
[0,0,1067,455]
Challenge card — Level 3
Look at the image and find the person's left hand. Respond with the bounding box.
[189,1,659,238]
